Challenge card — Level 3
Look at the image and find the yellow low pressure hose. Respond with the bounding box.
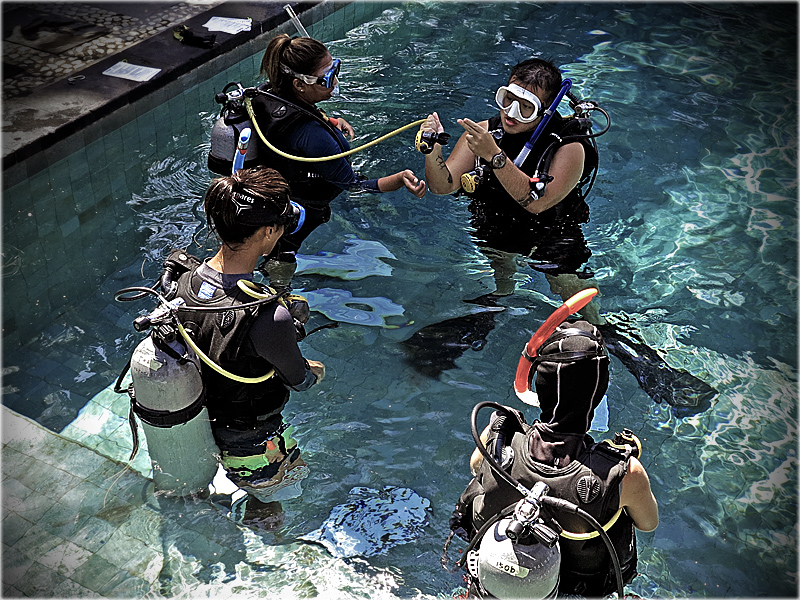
[244,97,424,163]
[177,320,275,384]
[560,507,624,540]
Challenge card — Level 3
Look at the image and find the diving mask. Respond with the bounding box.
[282,58,341,89]
[495,83,542,123]
[232,192,306,235]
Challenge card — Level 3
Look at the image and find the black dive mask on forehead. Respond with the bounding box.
[231,192,306,235]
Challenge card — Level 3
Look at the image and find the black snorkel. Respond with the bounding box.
[447,401,625,598]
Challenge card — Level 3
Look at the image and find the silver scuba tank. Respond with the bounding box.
[129,334,220,496]
[469,517,561,599]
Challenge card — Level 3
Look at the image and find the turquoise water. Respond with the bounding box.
[3,2,797,597]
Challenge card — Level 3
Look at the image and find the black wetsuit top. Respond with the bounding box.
[455,414,637,597]
[171,254,313,437]
[465,114,597,275]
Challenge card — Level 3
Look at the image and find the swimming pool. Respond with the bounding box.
[2,2,797,597]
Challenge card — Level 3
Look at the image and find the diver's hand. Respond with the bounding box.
[336,117,355,140]
[458,118,500,162]
[402,170,427,198]
[308,360,326,384]
[421,112,445,135]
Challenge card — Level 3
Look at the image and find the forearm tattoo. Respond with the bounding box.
[435,155,453,184]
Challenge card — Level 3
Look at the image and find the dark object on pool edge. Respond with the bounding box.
[173,26,216,49]
[401,302,717,416]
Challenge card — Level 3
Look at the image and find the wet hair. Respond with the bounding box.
[260,33,328,96]
[204,167,290,246]
[509,58,563,107]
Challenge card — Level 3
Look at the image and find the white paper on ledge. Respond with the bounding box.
[102,61,161,82]
[203,16,252,34]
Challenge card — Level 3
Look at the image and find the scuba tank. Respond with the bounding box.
[208,82,260,175]
[468,511,561,599]
[127,327,220,496]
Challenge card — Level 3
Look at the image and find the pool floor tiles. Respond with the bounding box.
[1,405,207,598]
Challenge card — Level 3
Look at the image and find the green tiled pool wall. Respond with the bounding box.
[2,1,393,354]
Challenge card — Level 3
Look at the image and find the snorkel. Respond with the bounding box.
[513,78,572,168]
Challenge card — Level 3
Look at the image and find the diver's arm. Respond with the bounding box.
[249,304,323,389]
[421,112,475,195]
[519,142,584,213]
[469,423,492,475]
[377,170,427,198]
[619,456,659,532]
[457,118,584,214]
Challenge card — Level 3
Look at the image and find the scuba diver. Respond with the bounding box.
[409,57,717,414]
[209,33,426,290]
[445,313,659,599]
[174,166,325,499]
[419,57,604,322]
[117,166,326,502]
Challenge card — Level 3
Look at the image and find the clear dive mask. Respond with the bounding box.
[282,58,341,89]
[495,83,542,123]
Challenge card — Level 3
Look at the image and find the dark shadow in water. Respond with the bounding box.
[400,298,717,416]
[401,295,501,378]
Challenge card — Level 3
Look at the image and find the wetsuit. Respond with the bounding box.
[464,113,598,275]
[454,414,637,598]
[249,86,381,258]
[166,250,316,481]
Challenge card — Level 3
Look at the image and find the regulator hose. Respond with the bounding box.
[468,401,625,598]
[244,95,424,163]
[114,284,278,383]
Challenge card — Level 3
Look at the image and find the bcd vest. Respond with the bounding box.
[464,414,637,597]
[167,251,289,429]
[466,113,598,228]
[250,85,349,208]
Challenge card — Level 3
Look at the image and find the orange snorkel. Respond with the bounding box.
[513,288,599,397]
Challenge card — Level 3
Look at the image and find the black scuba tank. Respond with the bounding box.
[208,82,260,175]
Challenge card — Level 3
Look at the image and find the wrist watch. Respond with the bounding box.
[491,150,507,169]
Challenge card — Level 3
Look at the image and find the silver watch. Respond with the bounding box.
[491,151,507,170]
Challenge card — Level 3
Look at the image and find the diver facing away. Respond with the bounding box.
[168,167,325,500]
[448,320,658,598]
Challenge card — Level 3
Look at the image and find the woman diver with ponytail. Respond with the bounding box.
[245,34,426,288]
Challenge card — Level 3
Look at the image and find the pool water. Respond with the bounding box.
[2,2,797,598]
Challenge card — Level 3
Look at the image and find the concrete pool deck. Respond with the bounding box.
[2,1,323,170]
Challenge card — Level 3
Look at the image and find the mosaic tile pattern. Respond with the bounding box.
[2,1,226,99]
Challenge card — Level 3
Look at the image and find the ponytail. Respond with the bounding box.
[260,34,328,96]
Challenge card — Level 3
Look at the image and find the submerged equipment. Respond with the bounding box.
[113,257,313,495]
